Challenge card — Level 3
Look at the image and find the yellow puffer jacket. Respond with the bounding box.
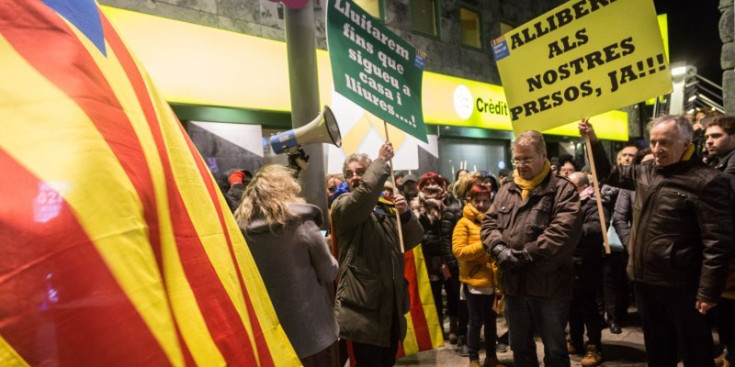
[452,203,496,288]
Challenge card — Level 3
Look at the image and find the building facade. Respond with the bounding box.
[100,0,629,183]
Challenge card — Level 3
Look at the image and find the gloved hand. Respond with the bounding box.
[287,147,310,177]
[491,244,531,270]
[228,171,245,185]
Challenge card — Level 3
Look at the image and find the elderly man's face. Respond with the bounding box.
[513,143,546,180]
[345,161,367,190]
[650,121,690,167]
[618,146,638,166]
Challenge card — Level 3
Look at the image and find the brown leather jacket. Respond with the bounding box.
[591,142,734,303]
[481,172,582,301]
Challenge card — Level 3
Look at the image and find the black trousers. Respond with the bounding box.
[351,315,400,367]
[716,298,735,362]
[635,282,715,367]
[465,287,499,359]
[569,285,603,349]
[430,279,443,329]
[602,252,629,322]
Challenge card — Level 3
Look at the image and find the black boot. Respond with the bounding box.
[448,316,458,344]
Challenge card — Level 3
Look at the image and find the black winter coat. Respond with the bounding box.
[440,195,463,272]
[592,141,734,303]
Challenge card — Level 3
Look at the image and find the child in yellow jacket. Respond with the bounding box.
[453,184,505,367]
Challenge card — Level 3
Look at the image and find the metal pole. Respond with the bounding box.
[284,2,329,227]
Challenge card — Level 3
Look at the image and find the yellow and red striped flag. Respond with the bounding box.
[397,245,445,357]
[0,0,299,366]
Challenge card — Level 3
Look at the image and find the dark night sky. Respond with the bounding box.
[653,0,722,85]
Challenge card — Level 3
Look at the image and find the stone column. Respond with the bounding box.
[721,0,735,115]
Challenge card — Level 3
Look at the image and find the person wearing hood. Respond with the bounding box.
[234,164,339,367]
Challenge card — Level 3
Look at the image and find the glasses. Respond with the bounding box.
[512,156,536,166]
[344,168,366,180]
[327,186,337,193]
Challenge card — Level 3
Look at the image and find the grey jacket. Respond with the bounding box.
[612,188,634,248]
[243,203,338,358]
[331,159,424,347]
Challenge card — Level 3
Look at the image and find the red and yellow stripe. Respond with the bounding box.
[0,1,298,365]
[397,246,445,357]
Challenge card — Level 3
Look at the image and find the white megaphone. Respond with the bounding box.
[269,106,342,154]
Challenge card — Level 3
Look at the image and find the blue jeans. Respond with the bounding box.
[505,295,570,367]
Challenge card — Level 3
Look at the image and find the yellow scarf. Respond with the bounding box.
[514,160,551,200]
[681,144,695,161]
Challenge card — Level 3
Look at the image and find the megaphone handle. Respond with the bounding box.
[384,121,405,254]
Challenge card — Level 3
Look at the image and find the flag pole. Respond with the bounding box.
[384,121,405,253]
[584,135,611,254]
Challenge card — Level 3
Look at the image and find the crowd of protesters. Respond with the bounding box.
[220,112,735,367]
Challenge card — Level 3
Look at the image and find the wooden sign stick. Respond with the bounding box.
[384,121,405,253]
[584,135,611,254]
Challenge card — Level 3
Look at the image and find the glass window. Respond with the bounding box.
[354,0,383,20]
[460,7,481,48]
[411,0,438,36]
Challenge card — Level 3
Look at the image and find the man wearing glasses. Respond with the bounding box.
[331,142,424,366]
[481,130,582,367]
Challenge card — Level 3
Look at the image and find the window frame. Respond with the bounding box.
[459,2,484,51]
[353,0,385,21]
[410,0,441,40]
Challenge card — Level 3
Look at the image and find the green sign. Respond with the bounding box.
[327,0,427,142]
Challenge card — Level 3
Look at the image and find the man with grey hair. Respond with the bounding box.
[481,130,582,367]
[580,116,734,367]
[331,142,423,366]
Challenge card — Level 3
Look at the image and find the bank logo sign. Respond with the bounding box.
[453,85,473,120]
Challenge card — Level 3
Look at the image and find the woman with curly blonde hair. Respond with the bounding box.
[234,165,339,366]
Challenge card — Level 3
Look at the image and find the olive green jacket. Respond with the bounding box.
[331,159,423,347]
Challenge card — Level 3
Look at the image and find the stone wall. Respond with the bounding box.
[100,0,565,84]
[721,0,734,115]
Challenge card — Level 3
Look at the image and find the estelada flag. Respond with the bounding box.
[0,0,299,366]
[397,246,445,357]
